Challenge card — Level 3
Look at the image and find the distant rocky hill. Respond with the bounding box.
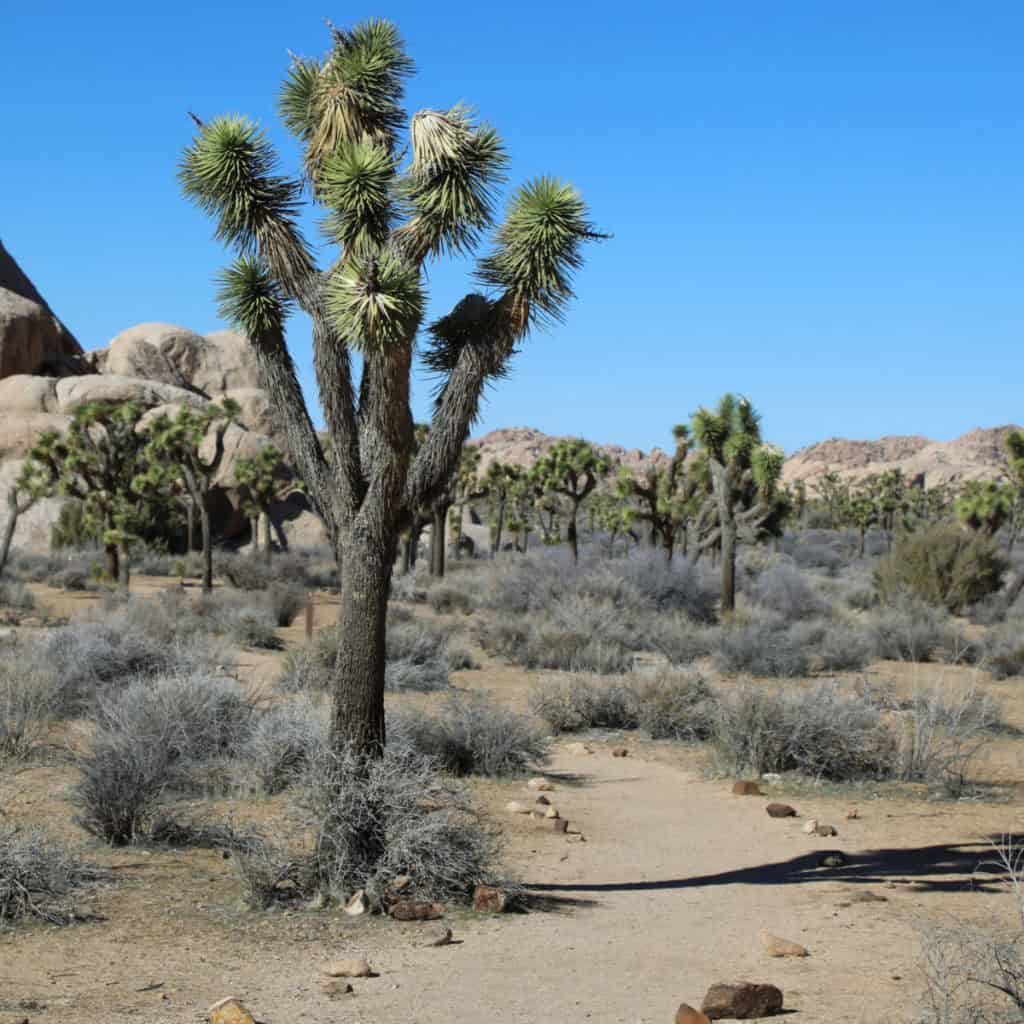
[472,425,1021,490]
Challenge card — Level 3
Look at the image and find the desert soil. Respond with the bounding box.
[1,580,1021,1024]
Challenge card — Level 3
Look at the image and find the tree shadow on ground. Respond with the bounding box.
[527,834,1024,896]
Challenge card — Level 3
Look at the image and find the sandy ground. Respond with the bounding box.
[1,579,1022,1024]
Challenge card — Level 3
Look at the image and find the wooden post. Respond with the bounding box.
[305,593,314,640]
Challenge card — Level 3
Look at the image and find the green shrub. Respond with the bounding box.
[874,523,1006,613]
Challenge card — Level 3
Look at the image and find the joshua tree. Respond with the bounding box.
[235,445,296,564]
[815,469,847,530]
[691,394,784,614]
[844,486,878,558]
[531,439,610,563]
[26,401,152,584]
[139,401,239,592]
[616,425,701,561]
[449,445,483,561]
[481,461,521,556]
[592,491,636,558]
[954,480,1014,537]
[0,464,48,576]
[1001,430,1024,608]
[180,19,600,756]
[426,438,476,577]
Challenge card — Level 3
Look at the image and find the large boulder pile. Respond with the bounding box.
[0,240,83,378]
[0,245,324,552]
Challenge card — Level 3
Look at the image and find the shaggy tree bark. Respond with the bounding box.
[0,487,36,576]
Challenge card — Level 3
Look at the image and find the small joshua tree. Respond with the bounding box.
[26,401,153,585]
[481,461,521,556]
[179,19,600,757]
[691,394,784,613]
[139,401,239,592]
[844,485,879,558]
[0,463,47,576]
[616,424,701,561]
[449,445,484,561]
[954,480,1014,537]
[235,445,296,565]
[531,439,610,563]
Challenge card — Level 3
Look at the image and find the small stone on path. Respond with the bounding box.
[802,819,819,834]
[426,927,454,947]
[676,1003,712,1024]
[208,997,257,1024]
[344,889,368,916]
[506,800,531,814]
[473,885,509,913]
[759,929,808,958]
[732,780,762,796]
[320,979,354,997]
[766,803,797,818]
[390,900,445,921]
[322,959,372,978]
[611,746,630,757]
[528,778,555,791]
[701,982,784,1020]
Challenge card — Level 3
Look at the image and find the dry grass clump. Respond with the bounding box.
[529,669,717,741]
[749,563,830,621]
[979,617,1024,679]
[391,693,548,777]
[869,599,973,664]
[0,579,35,612]
[715,614,813,678]
[918,838,1024,1024]
[243,697,329,795]
[0,826,108,927]
[242,744,503,911]
[0,661,57,763]
[73,672,256,845]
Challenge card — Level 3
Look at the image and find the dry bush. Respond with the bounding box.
[0,580,35,612]
[73,672,255,845]
[875,523,1007,613]
[715,614,812,678]
[895,683,1002,796]
[870,600,970,664]
[816,620,876,673]
[749,563,830,621]
[0,661,57,763]
[629,669,718,741]
[427,585,476,615]
[711,683,897,781]
[243,698,329,795]
[295,744,502,910]
[643,614,719,666]
[528,676,638,733]
[918,838,1024,1024]
[0,826,108,926]
[980,618,1024,679]
[391,694,549,777]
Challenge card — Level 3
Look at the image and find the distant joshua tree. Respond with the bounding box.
[531,439,610,563]
[691,394,784,613]
[179,19,602,756]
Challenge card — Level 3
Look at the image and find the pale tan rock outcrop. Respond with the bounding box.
[0,240,82,380]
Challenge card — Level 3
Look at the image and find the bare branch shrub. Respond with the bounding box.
[390,694,549,777]
[0,826,108,926]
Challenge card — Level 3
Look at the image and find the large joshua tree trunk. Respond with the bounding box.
[331,532,394,757]
[199,498,213,593]
[709,461,738,614]
[567,498,581,564]
[262,511,273,566]
[430,501,449,577]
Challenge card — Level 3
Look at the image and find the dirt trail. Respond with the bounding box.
[4,742,1014,1024]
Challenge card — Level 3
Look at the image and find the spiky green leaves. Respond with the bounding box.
[692,394,763,467]
[301,18,414,179]
[216,257,292,338]
[397,106,508,263]
[180,116,312,292]
[751,444,784,495]
[478,178,599,329]
[325,252,424,354]
[319,140,397,255]
[279,57,323,142]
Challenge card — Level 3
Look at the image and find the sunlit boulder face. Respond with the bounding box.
[0,240,83,380]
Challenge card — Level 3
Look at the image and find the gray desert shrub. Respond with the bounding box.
[630,669,718,741]
[711,683,897,781]
[816,621,876,672]
[875,523,1007,613]
[244,698,329,795]
[0,826,108,926]
[715,615,812,677]
[391,694,549,777]
[642,614,719,666]
[895,683,1001,795]
[74,673,255,844]
[220,555,274,590]
[979,618,1024,679]
[266,582,307,627]
[0,580,35,612]
[295,744,502,909]
[787,531,845,575]
[427,585,475,615]
[749,563,829,621]
[870,600,967,664]
[528,676,638,733]
[917,838,1024,1024]
[0,660,56,763]
[599,553,719,622]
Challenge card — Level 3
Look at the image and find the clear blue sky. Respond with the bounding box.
[3,2,1021,454]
